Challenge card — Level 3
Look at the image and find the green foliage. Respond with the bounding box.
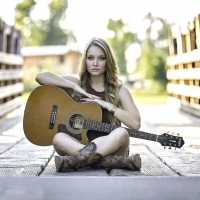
[15,0,43,46]
[42,0,75,45]
[136,13,170,92]
[107,14,169,92]
[137,44,167,86]
[15,0,76,46]
[107,19,136,75]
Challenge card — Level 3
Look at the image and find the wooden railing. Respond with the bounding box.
[0,20,23,117]
[167,14,200,117]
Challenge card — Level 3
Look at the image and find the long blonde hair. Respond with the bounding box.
[79,38,122,125]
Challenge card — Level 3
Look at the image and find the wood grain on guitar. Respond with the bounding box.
[23,85,185,149]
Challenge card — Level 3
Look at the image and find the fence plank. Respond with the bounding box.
[0,19,23,117]
[167,84,200,98]
[0,52,23,65]
[167,14,200,117]
[167,68,200,80]
[0,69,23,81]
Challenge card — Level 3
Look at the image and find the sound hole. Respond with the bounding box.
[69,114,84,130]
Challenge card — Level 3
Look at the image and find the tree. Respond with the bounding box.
[136,13,170,92]
[107,19,136,75]
[15,0,76,46]
[15,0,41,46]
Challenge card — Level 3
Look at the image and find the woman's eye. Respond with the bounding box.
[87,57,93,60]
[99,57,105,61]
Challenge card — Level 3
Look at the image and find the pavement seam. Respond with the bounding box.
[37,149,56,176]
[144,144,183,176]
[0,137,25,155]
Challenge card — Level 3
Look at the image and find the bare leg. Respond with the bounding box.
[53,128,141,172]
[53,133,84,156]
[53,127,129,157]
[93,127,129,157]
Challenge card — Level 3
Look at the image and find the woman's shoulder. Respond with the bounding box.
[118,85,130,95]
[118,85,132,99]
[60,74,80,84]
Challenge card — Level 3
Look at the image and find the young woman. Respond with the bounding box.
[36,38,141,172]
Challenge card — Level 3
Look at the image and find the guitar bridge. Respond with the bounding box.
[49,105,58,129]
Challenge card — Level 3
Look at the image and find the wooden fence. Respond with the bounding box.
[167,14,200,117]
[0,20,23,117]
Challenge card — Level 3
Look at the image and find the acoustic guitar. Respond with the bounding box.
[23,85,185,149]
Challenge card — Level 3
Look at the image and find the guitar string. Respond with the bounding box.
[26,114,77,126]
[25,112,85,126]
[25,104,89,118]
[26,112,148,134]
[27,113,136,134]
[25,107,155,139]
[26,114,157,141]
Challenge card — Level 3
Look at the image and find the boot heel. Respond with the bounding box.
[133,154,141,170]
[55,156,63,172]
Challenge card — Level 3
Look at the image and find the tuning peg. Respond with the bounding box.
[164,146,166,149]
[177,133,180,136]
[169,147,171,149]
[175,148,176,150]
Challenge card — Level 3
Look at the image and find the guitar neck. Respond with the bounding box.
[83,119,158,142]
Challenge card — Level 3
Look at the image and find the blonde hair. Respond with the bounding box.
[79,38,122,125]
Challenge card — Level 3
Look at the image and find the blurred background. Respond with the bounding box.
[0,0,200,118]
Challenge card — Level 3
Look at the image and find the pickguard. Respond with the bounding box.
[58,124,82,141]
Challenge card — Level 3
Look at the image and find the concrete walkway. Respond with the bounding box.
[0,104,200,199]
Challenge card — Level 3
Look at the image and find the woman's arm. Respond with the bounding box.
[111,86,141,130]
[35,72,100,100]
[36,72,79,89]
[81,86,141,130]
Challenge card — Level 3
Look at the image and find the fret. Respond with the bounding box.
[135,131,141,138]
[127,129,136,138]
[138,131,146,139]
[126,128,157,141]
[150,134,157,141]
[145,132,153,140]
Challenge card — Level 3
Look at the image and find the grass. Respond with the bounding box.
[132,93,167,105]
[130,88,168,105]
[22,92,31,106]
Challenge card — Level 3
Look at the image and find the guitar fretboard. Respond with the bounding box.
[83,119,157,142]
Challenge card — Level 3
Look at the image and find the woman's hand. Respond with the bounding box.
[73,84,101,100]
[80,98,112,110]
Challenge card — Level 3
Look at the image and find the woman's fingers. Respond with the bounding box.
[80,98,107,109]
[85,93,101,100]
[73,85,101,100]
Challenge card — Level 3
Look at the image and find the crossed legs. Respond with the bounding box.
[53,127,141,172]
[52,127,129,157]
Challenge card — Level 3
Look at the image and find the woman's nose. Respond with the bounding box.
[93,58,98,66]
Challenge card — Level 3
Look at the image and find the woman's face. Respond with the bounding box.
[86,45,106,77]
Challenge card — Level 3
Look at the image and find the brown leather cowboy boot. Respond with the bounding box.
[91,154,141,173]
[55,142,102,172]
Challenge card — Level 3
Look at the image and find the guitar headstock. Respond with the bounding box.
[157,132,185,149]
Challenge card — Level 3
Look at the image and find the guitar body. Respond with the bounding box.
[23,85,102,146]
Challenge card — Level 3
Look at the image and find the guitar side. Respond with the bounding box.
[23,85,102,146]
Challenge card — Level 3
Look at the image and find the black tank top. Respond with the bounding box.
[86,86,111,141]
